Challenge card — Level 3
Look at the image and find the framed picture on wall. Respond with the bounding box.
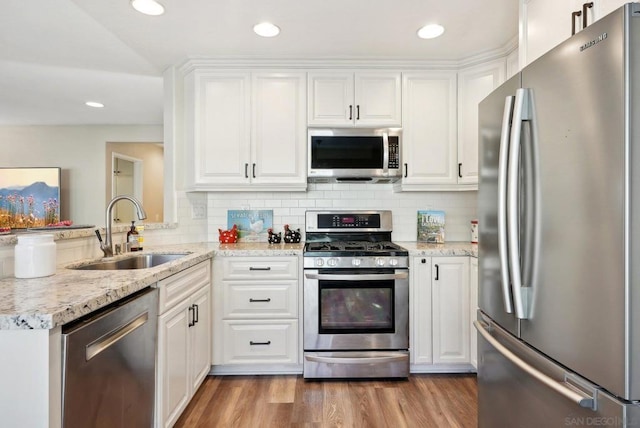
[0,167,61,229]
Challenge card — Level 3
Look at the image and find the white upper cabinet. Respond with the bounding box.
[457,59,506,186]
[251,73,307,188]
[185,70,307,191]
[519,0,628,67]
[397,61,504,191]
[307,71,401,127]
[185,71,251,188]
[595,0,629,18]
[398,71,458,189]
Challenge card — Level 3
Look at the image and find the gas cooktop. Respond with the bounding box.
[303,240,408,257]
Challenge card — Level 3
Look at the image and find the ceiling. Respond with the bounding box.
[0,0,518,126]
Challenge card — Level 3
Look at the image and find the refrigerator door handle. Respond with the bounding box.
[498,95,516,314]
[474,320,597,410]
[507,88,531,319]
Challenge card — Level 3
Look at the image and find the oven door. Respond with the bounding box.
[303,268,409,351]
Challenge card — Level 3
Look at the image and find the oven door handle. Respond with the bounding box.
[304,272,408,281]
[305,354,407,365]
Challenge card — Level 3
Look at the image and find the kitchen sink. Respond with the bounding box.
[71,253,189,270]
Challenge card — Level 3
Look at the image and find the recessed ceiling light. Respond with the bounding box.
[253,22,280,38]
[131,0,165,16]
[85,101,104,108]
[417,24,445,39]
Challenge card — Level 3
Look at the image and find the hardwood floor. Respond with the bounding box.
[175,374,477,428]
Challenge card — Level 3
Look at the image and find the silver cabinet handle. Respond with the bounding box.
[86,312,148,361]
[305,354,406,365]
[304,272,408,281]
[498,95,516,314]
[474,320,595,409]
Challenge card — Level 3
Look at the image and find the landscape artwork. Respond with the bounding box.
[0,167,61,229]
[227,210,273,242]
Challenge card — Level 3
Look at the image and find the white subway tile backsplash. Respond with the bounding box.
[206,186,477,243]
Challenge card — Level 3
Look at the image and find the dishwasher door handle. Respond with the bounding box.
[85,311,149,361]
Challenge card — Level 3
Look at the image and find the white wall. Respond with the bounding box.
[0,125,163,226]
[208,183,477,242]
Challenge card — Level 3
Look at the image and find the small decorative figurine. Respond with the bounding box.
[267,228,282,244]
[219,224,238,243]
[283,224,301,243]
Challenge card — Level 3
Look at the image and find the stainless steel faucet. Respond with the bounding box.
[99,195,147,257]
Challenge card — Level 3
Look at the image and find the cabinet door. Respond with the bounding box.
[595,0,629,18]
[251,72,307,188]
[457,59,505,185]
[469,257,479,369]
[157,300,191,428]
[431,257,470,364]
[190,285,211,393]
[410,257,433,365]
[307,72,354,126]
[519,0,576,67]
[187,71,251,188]
[401,72,457,187]
[354,72,402,127]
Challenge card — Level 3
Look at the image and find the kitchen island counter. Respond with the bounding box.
[0,243,216,330]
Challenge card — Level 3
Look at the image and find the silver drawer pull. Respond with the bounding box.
[249,298,271,303]
[249,266,271,271]
[249,340,271,346]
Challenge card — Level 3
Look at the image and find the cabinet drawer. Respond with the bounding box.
[222,320,298,365]
[158,260,211,314]
[221,257,298,280]
[222,281,298,319]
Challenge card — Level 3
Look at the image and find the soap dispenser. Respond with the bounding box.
[127,221,140,252]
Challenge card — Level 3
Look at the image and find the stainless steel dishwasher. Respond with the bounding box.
[61,287,158,428]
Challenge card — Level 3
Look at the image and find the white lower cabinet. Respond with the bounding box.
[157,260,212,428]
[212,256,301,374]
[411,256,472,372]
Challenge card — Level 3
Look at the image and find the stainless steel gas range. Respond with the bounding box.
[302,210,409,379]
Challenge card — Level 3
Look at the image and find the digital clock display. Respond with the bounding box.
[341,217,355,224]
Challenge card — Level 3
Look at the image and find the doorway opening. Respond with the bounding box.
[112,153,143,224]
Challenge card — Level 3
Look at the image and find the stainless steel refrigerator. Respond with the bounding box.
[477,3,640,426]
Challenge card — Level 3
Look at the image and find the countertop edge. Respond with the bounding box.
[0,241,476,331]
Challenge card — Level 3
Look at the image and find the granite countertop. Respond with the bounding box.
[214,241,304,256]
[0,240,475,331]
[398,241,478,257]
[0,243,216,331]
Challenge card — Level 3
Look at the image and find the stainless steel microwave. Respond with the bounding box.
[307,128,402,183]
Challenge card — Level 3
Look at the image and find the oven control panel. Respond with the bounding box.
[304,256,409,269]
[318,213,381,229]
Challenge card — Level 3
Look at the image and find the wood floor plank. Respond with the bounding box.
[175,374,478,428]
[268,375,298,404]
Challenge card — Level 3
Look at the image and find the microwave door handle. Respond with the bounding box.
[383,132,389,173]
